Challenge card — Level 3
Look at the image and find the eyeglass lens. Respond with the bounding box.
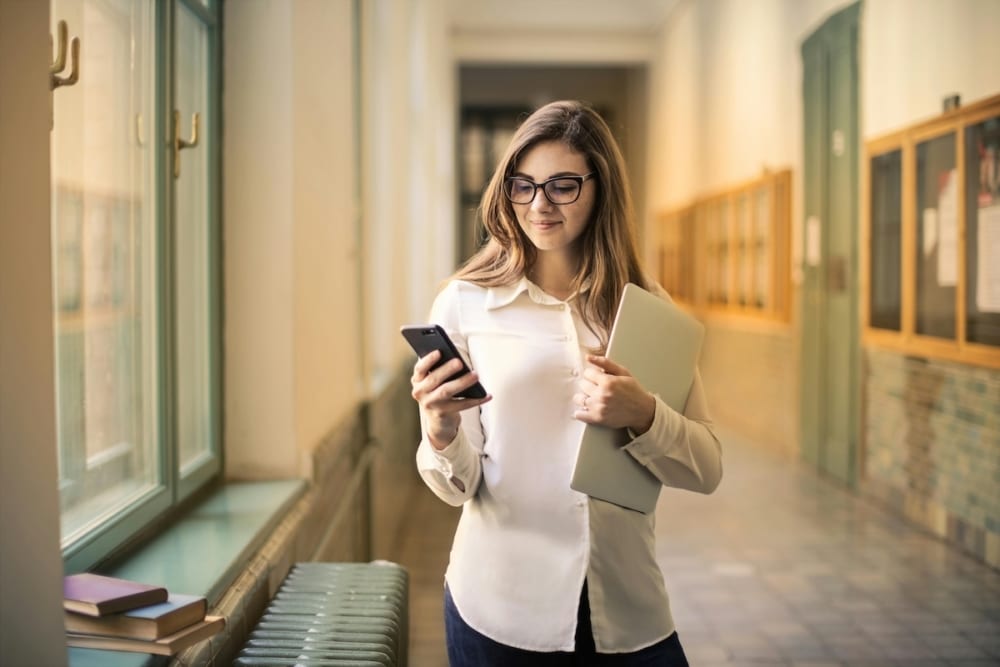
[505,177,583,204]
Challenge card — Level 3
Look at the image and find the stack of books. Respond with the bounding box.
[63,573,224,656]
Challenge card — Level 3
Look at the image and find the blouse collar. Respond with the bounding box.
[484,275,592,310]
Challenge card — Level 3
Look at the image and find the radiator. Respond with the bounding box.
[235,561,409,667]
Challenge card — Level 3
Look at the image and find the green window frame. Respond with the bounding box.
[49,0,223,573]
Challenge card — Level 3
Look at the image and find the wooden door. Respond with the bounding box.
[800,2,861,486]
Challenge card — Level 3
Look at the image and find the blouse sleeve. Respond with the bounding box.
[621,368,723,494]
[414,282,486,506]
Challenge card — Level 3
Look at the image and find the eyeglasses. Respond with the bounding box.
[503,173,596,205]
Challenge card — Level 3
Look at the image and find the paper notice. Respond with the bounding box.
[922,208,938,256]
[938,170,958,286]
[976,205,1000,313]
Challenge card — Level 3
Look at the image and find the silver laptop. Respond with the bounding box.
[570,283,705,513]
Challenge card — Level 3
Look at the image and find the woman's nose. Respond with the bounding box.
[530,187,552,210]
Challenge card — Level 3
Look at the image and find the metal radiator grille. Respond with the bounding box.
[235,561,409,666]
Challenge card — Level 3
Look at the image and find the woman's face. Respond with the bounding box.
[509,140,596,260]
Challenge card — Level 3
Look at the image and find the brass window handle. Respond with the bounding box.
[136,114,145,148]
[173,111,200,178]
[50,20,80,90]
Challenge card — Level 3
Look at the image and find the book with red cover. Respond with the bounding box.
[65,615,225,655]
[63,573,168,617]
[65,593,207,640]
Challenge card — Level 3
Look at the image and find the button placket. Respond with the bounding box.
[561,303,580,374]
[566,302,579,343]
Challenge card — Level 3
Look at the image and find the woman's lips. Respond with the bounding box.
[531,220,562,231]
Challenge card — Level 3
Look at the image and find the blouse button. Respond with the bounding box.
[571,369,579,377]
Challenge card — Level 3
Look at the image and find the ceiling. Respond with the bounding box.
[447,0,684,34]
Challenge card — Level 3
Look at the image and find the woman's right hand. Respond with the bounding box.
[410,350,492,450]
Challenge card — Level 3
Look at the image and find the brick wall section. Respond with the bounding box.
[862,348,1000,569]
[698,320,798,459]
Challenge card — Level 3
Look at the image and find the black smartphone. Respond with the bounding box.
[400,324,487,399]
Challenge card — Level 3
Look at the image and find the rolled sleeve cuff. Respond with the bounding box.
[427,431,465,476]
[622,395,682,464]
[416,427,480,494]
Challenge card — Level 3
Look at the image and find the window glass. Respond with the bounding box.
[679,208,695,302]
[735,193,751,306]
[705,204,722,304]
[870,150,903,331]
[754,186,771,310]
[915,134,957,339]
[50,0,160,545]
[717,199,730,304]
[964,115,1000,347]
[660,214,678,296]
[774,175,790,317]
[175,1,215,473]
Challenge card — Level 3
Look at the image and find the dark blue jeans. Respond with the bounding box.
[444,582,689,666]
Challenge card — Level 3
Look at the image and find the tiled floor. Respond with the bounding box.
[394,481,460,667]
[394,428,1000,666]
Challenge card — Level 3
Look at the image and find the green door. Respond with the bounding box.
[800,2,860,487]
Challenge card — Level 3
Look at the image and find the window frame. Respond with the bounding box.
[56,0,223,573]
[861,93,1000,370]
[658,168,792,324]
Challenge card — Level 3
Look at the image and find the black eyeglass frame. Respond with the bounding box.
[503,172,596,205]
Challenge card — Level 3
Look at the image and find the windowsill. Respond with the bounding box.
[67,479,307,666]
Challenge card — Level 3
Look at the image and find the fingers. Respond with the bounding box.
[411,353,462,392]
[573,392,599,423]
[586,354,630,377]
[411,352,491,413]
[428,379,492,413]
[434,370,489,406]
[411,349,442,382]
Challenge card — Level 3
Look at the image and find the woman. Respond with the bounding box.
[410,100,722,666]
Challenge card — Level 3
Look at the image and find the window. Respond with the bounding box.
[658,206,695,303]
[50,0,221,571]
[862,93,1000,368]
[658,169,792,322]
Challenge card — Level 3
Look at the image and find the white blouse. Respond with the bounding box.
[415,277,722,653]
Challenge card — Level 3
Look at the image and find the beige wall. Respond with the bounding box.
[645,0,846,270]
[862,0,1000,139]
[224,1,298,477]
[224,0,362,478]
[290,0,363,471]
[363,0,458,387]
[224,0,458,476]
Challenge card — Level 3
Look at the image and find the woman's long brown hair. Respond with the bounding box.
[452,100,651,347]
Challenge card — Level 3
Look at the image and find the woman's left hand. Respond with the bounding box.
[573,355,656,434]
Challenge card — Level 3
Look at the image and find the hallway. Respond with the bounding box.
[394,428,1000,666]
